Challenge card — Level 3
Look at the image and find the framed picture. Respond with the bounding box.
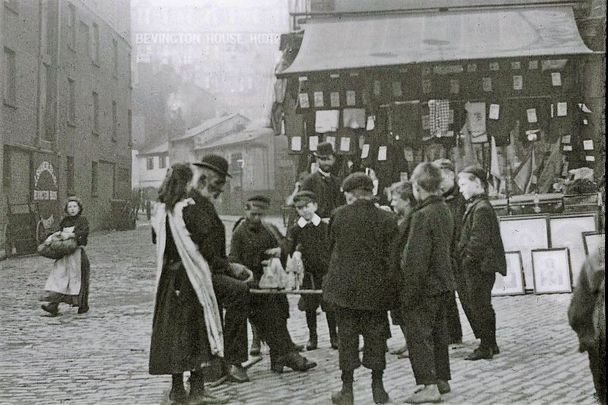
[492,251,525,296]
[549,214,597,286]
[499,215,549,289]
[531,248,572,294]
[582,231,605,257]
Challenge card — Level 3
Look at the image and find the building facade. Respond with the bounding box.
[1,0,133,248]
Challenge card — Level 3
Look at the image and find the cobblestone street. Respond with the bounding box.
[0,218,598,404]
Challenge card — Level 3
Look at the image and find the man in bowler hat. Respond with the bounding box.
[301,142,345,220]
[324,172,398,405]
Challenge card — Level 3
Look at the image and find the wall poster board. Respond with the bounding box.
[531,248,572,294]
[492,251,525,296]
[582,231,605,257]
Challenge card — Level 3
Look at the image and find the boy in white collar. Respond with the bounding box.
[287,190,338,351]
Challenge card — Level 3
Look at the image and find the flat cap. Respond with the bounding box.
[460,165,487,185]
[342,172,374,193]
[433,158,455,172]
[293,190,317,207]
[247,195,271,208]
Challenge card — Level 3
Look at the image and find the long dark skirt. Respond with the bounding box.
[149,262,213,375]
[43,248,90,309]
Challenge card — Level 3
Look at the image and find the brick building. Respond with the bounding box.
[1,0,133,249]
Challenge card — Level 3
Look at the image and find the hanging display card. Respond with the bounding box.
[513,75,523,90]
[392,81,403,97]
[290,136,302,152]
[325,135,336,149]
[449,79,460,94]
[551,72,562,87]
[346,90,356,106]
[527,108,538,123]
[358,135,365,149]
[377,146,387,161]
[298,93,310,108]
[489,104,500,120]
[330,92,340,108]
[563,145,573,152]
[562,135,571,144]
[586,156,596,162]
[483,77,492,92]
[511,61,521,70]
[583,140,594,150]
[361,144,370,159]
[366,115,375,131]
[315,110,339,133]
[340,136,351,152]
[489,62,500,71]
[467,63,477,72]
[421,115,430,130]
[313,91,324,108]
[373,80,382,96]
[557,102,567,117]
[528,60,539,70]
[422,79,431,94]
[309,135,319,151]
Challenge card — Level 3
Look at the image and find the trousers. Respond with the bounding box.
[464,270,497,349]
[444,291,462,343]
[404,293,451,385]
[454,269,480,339]
[335,306,388,371]
[250,294,293,360]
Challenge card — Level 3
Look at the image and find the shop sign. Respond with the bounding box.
[33,161,58,202]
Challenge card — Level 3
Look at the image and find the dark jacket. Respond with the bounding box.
[301,171,345,218]
[60,215,89,246]
[443,185,466,271]
[400,195,455,310]
[456,194,506,276]
[287,219,330,289]
[323,199,399,311]
[229,219,282,283]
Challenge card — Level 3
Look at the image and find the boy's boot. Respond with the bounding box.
[331,370,354,405]
[41,302,59,316]
[327,311,339,349]
[189,370,229,404]
[306,311,318,350]
[169,373,187,403]
[371,370,389,404]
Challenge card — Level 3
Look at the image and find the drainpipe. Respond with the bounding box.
[54,0,62,151]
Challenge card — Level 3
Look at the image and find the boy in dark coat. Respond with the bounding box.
[456,166,506,361]
[324,173,398,405]
[401,162,455,404]
[287,190,338,350]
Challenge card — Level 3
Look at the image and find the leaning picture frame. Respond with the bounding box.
[582,231,605,257]
[531,248,572,294]
[492,251,525,296]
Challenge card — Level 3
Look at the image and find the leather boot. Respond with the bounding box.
[327,311,339,350]
[271,352,317,373]
[306,332,318,351]
[331,382,354,405]
[169,373,187,403]
[41,302,59,316]
[371,370,389,404]
[189,371,229,404]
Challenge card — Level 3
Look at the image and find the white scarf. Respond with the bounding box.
[152,199,224,357]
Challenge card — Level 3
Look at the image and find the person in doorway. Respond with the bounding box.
[325,173,398,405]
[456,166,506,361]
[229,195,317,373]
[400,163,455,404]
[41,197,90,316]
[149,163,229,404]
[287,190,337,351]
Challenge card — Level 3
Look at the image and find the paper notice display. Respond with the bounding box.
[392,81,402,97]
[373,80,381,96]
[325,135,336,149]
[557,102,567,117]
[561,135,571,144]
[361,144,370,159]
[527,108,538,123]
[309,135,319,151]
[377,146,387,161]
[513,75,523,90]
[586,155,596,162]
[450,79,460,94]
[563,145,573,152]
[482,77,492,92]
[298,93,310,108]
[291,136,302,151]
[340,136,351,152]
[528,60,539,70]
[583,140,594,150]
[511,61,521,70]
[551,72,562,87]
[489,104,500,120]
[346,90,356,106]
[313,92,324,107]
[330,92,340,107]
[366,115,375,131]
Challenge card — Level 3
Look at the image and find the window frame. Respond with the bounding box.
[3,47,17,107]
[67,3,77,52]
[67,78,76,125]
[92,91,100,135]
[91,161,98,197]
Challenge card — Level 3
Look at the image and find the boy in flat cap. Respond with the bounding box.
[301,142,345,220]
[287,190,338,351]
[400,162,455,404]
[324,172,398,405]
[230,195,317,373]
[456,166,506,361]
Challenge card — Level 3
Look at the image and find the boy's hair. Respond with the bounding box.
[390,181,416,205]
[411,162,443,193]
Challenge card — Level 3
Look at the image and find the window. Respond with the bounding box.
[91,23,99,64]
[92,92,99,134]
[80,21,90,58]
[41,1,50,55]
[91,161,98,197]
[68,78,76,124]
[112,38,118,77]
[127,109,132,146]
[146,157,154,170]
[67,3,76,51]
[159,155,167,169]
[66,156,75,196]
[3,47,16,106]
[111,101,117,141]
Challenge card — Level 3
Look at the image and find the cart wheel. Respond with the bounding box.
[3,224,12,258]
[36,220,47,245]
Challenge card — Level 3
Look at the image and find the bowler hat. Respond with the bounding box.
[193,154,232,178]
[293,190,317,207]
[342,172,374,193]
[460,165,487,185]
[313,142,335,158]
[433,158,455,172]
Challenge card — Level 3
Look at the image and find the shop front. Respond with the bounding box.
[275,5,604,292]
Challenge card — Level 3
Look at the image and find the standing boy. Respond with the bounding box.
[324,173,398,405]
[400,162,455,404]
[287,190,338,350]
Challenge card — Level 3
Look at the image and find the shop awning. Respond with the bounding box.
[278,6,593,76]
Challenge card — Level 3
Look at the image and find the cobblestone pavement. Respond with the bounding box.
[0,217,598,404]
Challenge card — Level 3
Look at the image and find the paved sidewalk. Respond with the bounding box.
[0,223,597,404]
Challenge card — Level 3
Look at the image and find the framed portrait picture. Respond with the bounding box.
[582,231,605,257]
[499,215,549,289]
[549,214,597,286]
[531,248,572,294]
[492,251,525,296]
